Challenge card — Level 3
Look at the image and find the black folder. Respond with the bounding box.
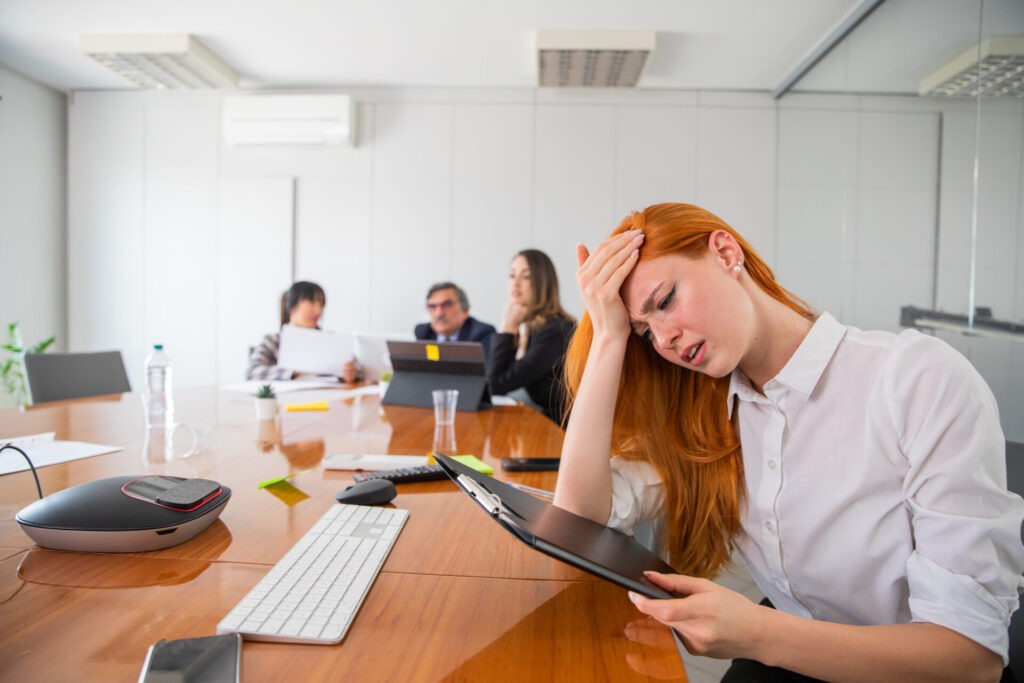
[433,453,676,599]
[381,340,491,411]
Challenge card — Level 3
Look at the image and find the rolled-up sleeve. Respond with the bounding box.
[246,333,293,381]
[607,457,664,533]
[891,335,1024,662]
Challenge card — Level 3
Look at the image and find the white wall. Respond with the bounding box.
[0,65,66,407]
[63,87,1024,439]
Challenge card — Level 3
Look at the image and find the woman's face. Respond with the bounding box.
[289,297,324,329]
[508,255,534,306]
[621,248,751,379]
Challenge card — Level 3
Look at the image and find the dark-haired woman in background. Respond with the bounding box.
[246,281,359,383]
[487,249,575,424]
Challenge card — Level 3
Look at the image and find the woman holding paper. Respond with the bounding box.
[246,281,359,383]
[555,203,1023,682]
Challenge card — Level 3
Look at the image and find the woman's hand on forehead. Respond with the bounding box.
[576,230,645,339]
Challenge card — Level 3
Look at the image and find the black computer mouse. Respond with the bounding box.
[335,479,397,506]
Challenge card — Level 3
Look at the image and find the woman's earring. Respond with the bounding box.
[734,259,744,273]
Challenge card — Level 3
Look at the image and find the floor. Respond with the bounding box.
[675,559,765,683]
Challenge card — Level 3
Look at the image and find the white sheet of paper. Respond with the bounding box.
[221,379,341,395]
[0,433,122,475]
[277,325,354,377]
[322,453,430,470]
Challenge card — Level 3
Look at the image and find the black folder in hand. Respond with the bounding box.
[433,452,676,599]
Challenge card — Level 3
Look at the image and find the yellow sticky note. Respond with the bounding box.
[285,401,330,412]
[451,454,494,474]
[425,344,440,361]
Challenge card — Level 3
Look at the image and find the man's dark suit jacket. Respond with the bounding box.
[414,316,496,350]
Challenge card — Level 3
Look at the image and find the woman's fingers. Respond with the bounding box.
[576,230,645,337]
[576,243,591,268]
[577,230,644,296]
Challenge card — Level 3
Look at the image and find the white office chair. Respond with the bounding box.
[24,351,132,404]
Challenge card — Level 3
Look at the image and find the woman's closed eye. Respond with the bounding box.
[636,287,676,343]
[657,286,676,311]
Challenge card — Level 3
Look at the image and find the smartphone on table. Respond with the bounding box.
[500,457,561,472]
[138,633,241,683]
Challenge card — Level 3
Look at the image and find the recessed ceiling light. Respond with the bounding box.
[920,35,1024,98]
[536,30,656,88]
[79,33,239,90]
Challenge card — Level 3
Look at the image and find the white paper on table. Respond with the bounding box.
[0,432,122,475]
[220,379,341,395]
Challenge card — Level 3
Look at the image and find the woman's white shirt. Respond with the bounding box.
[607,312,1024,662]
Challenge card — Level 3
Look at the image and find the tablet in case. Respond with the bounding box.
[433,452,675,599]
[382,340,491,412]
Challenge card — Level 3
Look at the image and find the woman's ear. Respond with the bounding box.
[708,230,743,272]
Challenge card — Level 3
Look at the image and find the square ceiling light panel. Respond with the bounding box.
[920,35,1024,97]
[537,30,656,88]
[80,33,239,89]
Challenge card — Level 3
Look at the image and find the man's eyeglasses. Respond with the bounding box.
[427,300,456,312]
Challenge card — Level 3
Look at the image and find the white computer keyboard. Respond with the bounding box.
[217,503,409,644]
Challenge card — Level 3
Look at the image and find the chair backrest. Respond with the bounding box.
[24,351,132,404]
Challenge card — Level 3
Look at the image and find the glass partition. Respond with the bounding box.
[776,0,1024,441]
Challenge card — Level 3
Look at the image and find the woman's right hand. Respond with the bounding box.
[576,229,644,339]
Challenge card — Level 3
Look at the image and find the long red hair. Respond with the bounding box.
[564,203,815,577]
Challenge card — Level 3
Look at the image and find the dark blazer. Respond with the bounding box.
[414,316,497,348]
[486,316,575,425]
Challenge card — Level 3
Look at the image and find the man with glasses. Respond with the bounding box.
[414,282,496,350]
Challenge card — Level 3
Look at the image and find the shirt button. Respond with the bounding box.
[767,460,777,470]
[776,579,787,591]
[765,520,774,532]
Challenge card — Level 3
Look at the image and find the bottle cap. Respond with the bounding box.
[153,344,163,350]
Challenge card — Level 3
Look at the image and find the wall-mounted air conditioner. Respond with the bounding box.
[223,94,356,146]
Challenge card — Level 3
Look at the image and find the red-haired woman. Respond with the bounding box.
[555,203,1023,682]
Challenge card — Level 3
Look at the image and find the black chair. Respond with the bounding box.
[23,351,131,404]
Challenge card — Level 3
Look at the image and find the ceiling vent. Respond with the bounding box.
[919,35,1024,98]
[79,33,239,89]
[536,30,656,88]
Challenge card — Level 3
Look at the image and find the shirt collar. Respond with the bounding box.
[727,312,846,416]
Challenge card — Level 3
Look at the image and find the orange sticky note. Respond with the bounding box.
[425,344,440,361]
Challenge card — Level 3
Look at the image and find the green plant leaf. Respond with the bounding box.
[29,336,56,354]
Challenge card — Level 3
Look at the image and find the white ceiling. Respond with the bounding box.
[0,0,1021,96]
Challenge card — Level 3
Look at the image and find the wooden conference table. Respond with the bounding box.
[0,387,686,682]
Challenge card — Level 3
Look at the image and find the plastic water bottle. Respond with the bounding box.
[144,344,174,428]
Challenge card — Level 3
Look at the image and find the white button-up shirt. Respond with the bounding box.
[607,312,1024,661]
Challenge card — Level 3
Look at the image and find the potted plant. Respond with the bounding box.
[255,384,278,420]
[1,322,55,408]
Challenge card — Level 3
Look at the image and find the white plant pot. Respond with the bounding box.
[255,397,278,420]
[378,380,390,397]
